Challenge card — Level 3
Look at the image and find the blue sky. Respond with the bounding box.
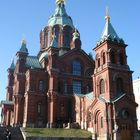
[0,0,140,104]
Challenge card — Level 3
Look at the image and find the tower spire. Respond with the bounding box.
[105,6,110,21]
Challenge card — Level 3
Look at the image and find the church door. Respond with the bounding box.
[120,124,131,140]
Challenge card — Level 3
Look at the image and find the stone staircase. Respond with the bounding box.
[0,127,24,140]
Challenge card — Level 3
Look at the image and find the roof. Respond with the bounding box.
[85,92,94,100]
[97,16,125,45]
[9,59,15,70]
[1,100,14,105]
[26,56,42,69]
[75,92,94,101]
[19,39,28,53]
[48,2,74,28]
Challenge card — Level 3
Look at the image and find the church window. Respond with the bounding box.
[103,52,106,64]
[37,103,41,114]
[116,78,124,95]
[54,27,59,43]
[39,80,44,92]
[44,32,48,48]
[98,58,100,67]
[64,31,71,47]
[72,60,81,76]
[119,53,124,65]
[100,79,105,94]
[101,117,103,128]
[73,80,81,94]
[60,103,64,116]
[110,51,115,63]
[86,85,90,93]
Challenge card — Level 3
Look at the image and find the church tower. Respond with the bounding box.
[13,40,28,125]
[91,10,138,140]
[38,0,94,128]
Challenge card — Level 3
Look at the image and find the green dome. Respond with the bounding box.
[48,2,74,28]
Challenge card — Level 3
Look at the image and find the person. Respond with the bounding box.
[3,128,11,140]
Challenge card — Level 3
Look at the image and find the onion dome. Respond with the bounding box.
[48,0,74,28]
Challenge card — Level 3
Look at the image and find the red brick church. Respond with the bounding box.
[1,0,140,139]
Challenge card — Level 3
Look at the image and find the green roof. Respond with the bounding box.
[9,59,15,70]
[48,2,74,28]
[75,92,94,101]
[1,100,14,105]
[97,17,125,45]
[26,56,42,69]
[85,92,94,100]
[19,40,28,53]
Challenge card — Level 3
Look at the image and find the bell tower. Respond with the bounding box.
[92,10,138,139]
[93,11,131,101]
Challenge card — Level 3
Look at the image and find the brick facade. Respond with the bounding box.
[1,1,139,140]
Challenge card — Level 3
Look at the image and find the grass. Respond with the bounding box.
[24,128,92,138]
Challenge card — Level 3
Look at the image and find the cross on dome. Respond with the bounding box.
[56,0,65,5]
[105,6,110,21]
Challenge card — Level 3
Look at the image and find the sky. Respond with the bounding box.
[0,0,140,107]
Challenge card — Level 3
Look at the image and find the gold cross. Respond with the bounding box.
[56,0,65,5]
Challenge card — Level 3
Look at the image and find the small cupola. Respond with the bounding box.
[19,39,28,53]
[71,29,81,49]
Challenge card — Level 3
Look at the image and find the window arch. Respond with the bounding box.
[44,31,48,48]
[63,27,72,47]
[37,103,41,114]
[72,60,81,76]
[101,117,103,128]
[119,53,124,65]
[53,26,60,43]
[100,79,105,94]
[98,58,100,67]
[103,52,106,64]
[110,51,115,63]
[116,78,124,95]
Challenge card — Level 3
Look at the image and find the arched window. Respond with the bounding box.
[54,27,59,43]
[39,80,44,92]
[72,60,81,76]
[101,117,103,128]
[73,80,81,94]
[110,51,115,63]
[116,78,124,95]
[44,32,48,48]
[63,27,71,47]
[37,103,41,114]
[98,58,100,67]
[100,79,105,94]
[103,52,106,64]
[119,53,124,65]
